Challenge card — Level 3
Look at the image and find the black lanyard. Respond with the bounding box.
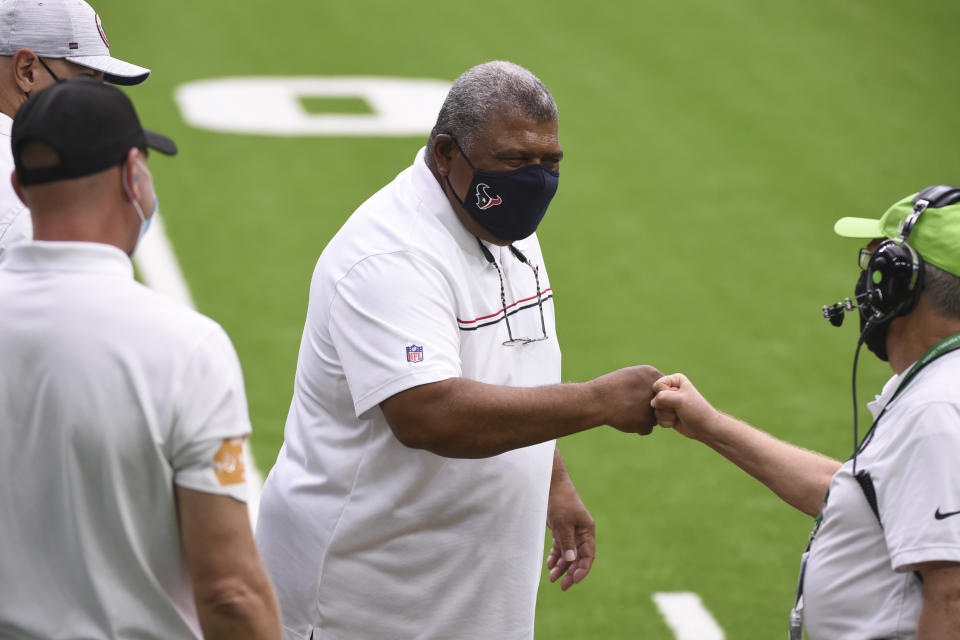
[791,331,960,635]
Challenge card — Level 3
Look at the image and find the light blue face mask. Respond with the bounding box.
[124,161,158,255]
[135,195,159,247]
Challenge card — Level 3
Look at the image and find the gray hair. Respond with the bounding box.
[427,61,558,157]
[924,262,960,320]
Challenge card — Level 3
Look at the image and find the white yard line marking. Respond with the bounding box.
[134,212,264,530]
[133,211,196,308]
[653,592,725,640]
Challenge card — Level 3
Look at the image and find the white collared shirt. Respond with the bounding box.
[0,241,252,639]
[804,350,960,639]
[257,148,560,640]
[0,112,31,260]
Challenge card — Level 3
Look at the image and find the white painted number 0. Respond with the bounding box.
[174,76,451,137]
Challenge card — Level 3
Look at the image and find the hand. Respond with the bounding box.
[650,373,720,441]
[546,473,595,591]
[590,365,663,435]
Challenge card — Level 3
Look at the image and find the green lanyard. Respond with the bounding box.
[792,331,960,637]
[856,330,960,454]
[892,331,960,400]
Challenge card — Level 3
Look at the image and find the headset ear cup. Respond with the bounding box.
[867,241,923,318]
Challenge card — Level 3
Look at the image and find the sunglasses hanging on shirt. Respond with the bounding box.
[477,238,549,346]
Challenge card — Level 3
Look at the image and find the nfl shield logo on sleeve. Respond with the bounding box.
[406,345,424,363]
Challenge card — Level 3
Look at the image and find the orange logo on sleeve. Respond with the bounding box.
[212,438,246,486]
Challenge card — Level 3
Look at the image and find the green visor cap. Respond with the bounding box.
[834,193,960,278]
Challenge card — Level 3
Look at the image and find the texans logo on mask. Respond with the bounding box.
[475,183,502,211]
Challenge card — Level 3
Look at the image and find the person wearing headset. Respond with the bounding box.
[652,185,960,639]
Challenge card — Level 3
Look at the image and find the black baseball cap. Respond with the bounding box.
[12,76,177,186]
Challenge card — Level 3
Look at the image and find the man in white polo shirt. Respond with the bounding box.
[256,60,662,639]
[653,185,960,638]
[0,78,280,639]
[0,0,150,258]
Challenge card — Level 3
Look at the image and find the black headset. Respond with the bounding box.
[864,184,960,322]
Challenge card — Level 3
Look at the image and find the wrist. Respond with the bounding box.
[549,449,572,495]
[695,408,732,445]
[548,472,580,510]
[578,379,607,428]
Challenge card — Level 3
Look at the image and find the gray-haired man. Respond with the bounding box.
[256,60,662,639]
[0,0,149,258]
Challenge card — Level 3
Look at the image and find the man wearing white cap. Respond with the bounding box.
[0,0,149,258]
[0,77,280,639]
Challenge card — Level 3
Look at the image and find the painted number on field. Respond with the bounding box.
[653,592,725,640]
[174,76,451,137]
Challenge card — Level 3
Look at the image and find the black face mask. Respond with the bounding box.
[856,270,891,361]
[445,136,559,242]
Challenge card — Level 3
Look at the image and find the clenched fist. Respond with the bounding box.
[588,365,664,435]
[650,373,721,441]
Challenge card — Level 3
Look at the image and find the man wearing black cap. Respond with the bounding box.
[0,0,151,259]
[0,78,281,639]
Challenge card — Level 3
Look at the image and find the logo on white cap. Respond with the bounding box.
[95,13,109,48]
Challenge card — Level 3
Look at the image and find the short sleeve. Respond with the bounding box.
[329,251,462,418]
[170,326,253,501]
[879,402,960,571]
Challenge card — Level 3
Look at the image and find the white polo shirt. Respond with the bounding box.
[804,349,960,639]
[257,148,560,640]
[0,113,31,260]
[0,241,252,639]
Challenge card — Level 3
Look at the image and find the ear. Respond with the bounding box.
[433,134,456,177]
[10,170,26,207]
[122,147,144,201]
[11,49,38,94]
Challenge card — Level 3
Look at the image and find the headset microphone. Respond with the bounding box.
[823,184,960,475]
[822,290,879,327]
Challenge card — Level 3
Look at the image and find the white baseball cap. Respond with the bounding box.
[0,0,149,85]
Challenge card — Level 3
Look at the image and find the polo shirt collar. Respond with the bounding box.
[0,112,11,139]
[410,147,489,264]
[867,370,903,419]
[2,241,134,278]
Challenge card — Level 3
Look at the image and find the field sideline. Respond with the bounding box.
[95,1,960,636]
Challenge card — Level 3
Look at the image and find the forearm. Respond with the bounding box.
[178,487,282,640]
[382,377,605,458]
[917,563,960,639]
[917,609,960,640]
[195,578,281,640]
[699,412,841,516]
[551,447,570,490]
[548,447,579,504]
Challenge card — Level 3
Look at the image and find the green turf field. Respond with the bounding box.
[94,0,960,635]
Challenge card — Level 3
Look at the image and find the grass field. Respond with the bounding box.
[94,1,960,636]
